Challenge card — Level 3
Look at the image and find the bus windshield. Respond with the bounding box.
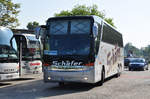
[22,36,41,60]
[0,44,18,62]
[47,35,90,55]
[0,29,18,62]
[46,19,92,56]
[49,19,91,35]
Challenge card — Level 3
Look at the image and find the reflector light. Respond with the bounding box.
[43,63,50,66]
[84,63,94,66]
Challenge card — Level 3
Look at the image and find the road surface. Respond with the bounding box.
[0,69,150,99]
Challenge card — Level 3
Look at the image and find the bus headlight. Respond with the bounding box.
[48,76,51,80]
[84,77,88,80]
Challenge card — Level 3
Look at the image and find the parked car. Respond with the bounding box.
[129,58,148,71]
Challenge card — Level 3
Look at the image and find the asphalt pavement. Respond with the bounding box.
[0,69,150,99]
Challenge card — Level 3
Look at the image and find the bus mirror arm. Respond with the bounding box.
[35,25,47,39]
[41,25,47,28]
[35,27,41,39]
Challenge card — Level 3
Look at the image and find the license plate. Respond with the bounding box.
[6,75,13,78]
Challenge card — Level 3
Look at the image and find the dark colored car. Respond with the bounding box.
[124,58,133,68]
[129,58,148,71]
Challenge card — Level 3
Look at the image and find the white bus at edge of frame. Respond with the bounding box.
[0,27,19,81]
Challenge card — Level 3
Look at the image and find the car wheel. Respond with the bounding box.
[142,67,145,71]
[146,66,149,70]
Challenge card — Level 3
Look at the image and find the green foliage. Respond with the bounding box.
[124,43,142,57]
[105,18,115,28]
[124,43,150,61]
[142,45,150,61]
[0,0,20,28]
[55,4,115,27]
[27,21,39,30]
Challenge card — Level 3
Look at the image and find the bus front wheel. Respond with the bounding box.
[59,82,65,86]
[101,69,105,85]
[96,69,105,86]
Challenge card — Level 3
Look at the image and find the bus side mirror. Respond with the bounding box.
[10,36,17,51]
[35,27,41,39]
[35,25,47,39]
[93,23,98,38]
[10,36,13,48]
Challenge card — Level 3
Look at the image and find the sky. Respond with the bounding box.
[13,0,150,48]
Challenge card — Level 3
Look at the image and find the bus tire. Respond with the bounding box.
[116,65,121,78]
[59,82,64,86]
[101,69,105,85]
[96,68,105,86]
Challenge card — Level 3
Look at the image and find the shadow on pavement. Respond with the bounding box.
[0,79,96,99]
[0,83,12,86]
[13,78,35,81]
[0,74,120,99]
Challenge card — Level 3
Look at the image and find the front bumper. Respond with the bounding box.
[0,73,19,81]
[43,68,95,84]
[129,66,145,70]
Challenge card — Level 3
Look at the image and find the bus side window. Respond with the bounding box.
[102,23,123,47]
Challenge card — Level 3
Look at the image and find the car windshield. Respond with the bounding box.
[131,59,145,63]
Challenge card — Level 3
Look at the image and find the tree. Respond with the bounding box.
[142,45,150,61]
[0,0,20,28]
[27,21,39,30]
[55,4,115,27]
[124,43,142,57]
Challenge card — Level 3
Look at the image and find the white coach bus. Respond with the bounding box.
[0,27,19,80]
[13,33,42,74]
[35,15,124,86]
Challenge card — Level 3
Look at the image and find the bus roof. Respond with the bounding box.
[14,33,38,41]
[0,27,13,33]
[47,15,95,21]
[14,33,35,37]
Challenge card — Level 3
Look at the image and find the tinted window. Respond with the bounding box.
[49,20,68,35]
[70,19,91,34]
[27,36,37,41]
[47,35,90,55]
[102,23,123,47]
[49,19,91,35]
